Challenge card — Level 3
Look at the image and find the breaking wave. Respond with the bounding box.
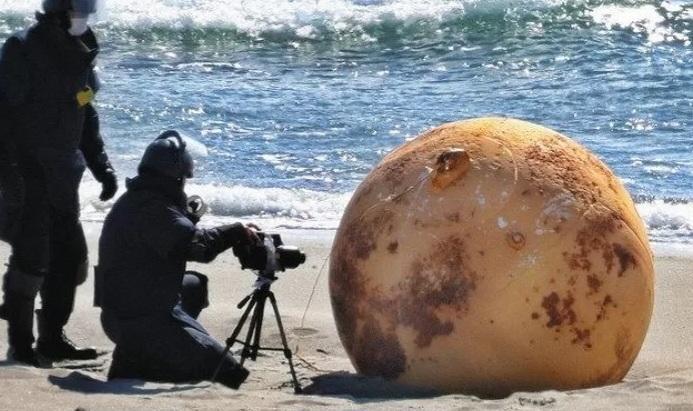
[78,179,351,229]
[1,0,690,45]
[635,197,693,245]
[79,179,693,245]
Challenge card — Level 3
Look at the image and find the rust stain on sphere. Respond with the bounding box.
[329,117,654,397]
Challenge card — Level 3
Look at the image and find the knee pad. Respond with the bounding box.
[181,271,209,318]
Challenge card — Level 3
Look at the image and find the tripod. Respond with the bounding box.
[212,274,302,393]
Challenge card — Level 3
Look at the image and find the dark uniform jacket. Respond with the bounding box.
[0,13,112,219]
[98,175,236,319]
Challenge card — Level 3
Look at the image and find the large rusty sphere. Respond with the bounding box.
[329,117,654,397]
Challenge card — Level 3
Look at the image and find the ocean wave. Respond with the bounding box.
[590,1,692,44]
[78,179,350,228]
[78,178,693,244]
[1,0,690,45]
[635,199,693,244]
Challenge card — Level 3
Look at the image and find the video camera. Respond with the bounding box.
[233,232,306,278]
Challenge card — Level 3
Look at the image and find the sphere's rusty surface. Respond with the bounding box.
[329,117,654,397]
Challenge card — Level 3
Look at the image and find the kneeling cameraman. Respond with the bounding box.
[96,131,257,388]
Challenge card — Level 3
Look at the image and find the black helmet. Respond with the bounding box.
[138,130,194,180]
[42,0,98,14]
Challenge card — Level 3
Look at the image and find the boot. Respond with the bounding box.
[216,364,250,389]
[36,332,98,361]
[4,291,40,366]
[7,345,43,367]
[36,310,98,361]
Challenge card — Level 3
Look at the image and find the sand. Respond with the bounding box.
[0,222,691,410]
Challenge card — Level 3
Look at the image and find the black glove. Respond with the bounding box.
[218,223,260,269]
[219,223,266,270]
[218,222,261,248]
[233,245,267,270]
[98,170,118,201]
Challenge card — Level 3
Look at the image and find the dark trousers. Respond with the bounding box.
[3,150,87,348]
[101,272,249,389]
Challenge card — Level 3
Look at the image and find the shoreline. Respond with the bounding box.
[74,178,693,248]
[0,221,691,410]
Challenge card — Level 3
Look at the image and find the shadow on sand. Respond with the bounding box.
[44,368,451,401]
[301,371,441,400]
[47,371,207,395]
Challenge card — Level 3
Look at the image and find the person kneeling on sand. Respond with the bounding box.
[95,130,259,389]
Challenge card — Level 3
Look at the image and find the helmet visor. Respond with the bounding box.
[71,0,99,15]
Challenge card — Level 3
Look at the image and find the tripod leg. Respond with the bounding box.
[250,292,266,361]
[211,295,257,382]
[240,296,262,367]
[227,295,257,347]
[268,292,302,394]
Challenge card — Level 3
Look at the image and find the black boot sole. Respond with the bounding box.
[36,347,99,361]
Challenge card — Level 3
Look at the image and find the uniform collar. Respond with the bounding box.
[126,174,188,208]
[34,12,99,73]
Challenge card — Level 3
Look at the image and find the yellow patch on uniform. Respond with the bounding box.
[76,86,95,107]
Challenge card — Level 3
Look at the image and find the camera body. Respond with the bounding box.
[233,232,306,278]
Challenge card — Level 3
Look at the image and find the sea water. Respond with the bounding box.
[0,0,691,247]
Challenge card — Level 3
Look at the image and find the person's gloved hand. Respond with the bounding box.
[99,171,118,201]
[217,223,262,269]
[225,222,261,247]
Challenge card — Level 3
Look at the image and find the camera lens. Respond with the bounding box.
[276,246,306,270]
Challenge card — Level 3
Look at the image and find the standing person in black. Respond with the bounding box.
[0,0,118,366]
[97,131,255,388]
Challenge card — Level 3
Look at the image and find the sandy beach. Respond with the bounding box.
[0,221,689,410]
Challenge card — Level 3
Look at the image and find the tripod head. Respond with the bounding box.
[235,274,276,310]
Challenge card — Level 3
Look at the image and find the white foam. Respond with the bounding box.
[3,0,688,47]
[636,200,693,244]
[590,2,691,45]
[0,0,477,27]
[77,176,693,255]
[2,0,690,46]
[0,0,588,40]
[78,177,350,229]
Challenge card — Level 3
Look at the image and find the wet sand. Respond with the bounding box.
[0,222,691,410]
